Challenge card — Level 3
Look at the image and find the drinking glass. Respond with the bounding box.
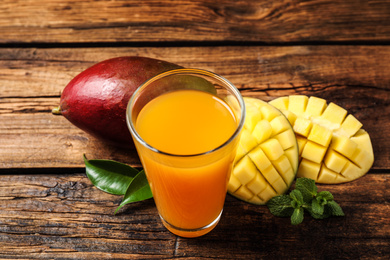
[126,68,245,237]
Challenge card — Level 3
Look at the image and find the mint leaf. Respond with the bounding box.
[115,170,153,214]
[327,200,345,217]
[312,198,324,215]
[266,195,294,217]
[291,208,304,225]
[84,154,139,195]
[318,191,334,202]
[289,189,304,208]
[295,178,317,203]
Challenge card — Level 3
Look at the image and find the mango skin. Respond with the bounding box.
[55,56,182,148]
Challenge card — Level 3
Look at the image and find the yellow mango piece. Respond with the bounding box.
[239,128,258,153]
[260,105,279,121]
[293,117,312,137]
[308,124,332,147]
[288,95,308,115]
[317,166,338,183]
[337,114,362,137]
[274,130,296,150]
[270,95,374,184]
[305,96,327,117]
[248,146,272,172]
[270,115,290,135]
[258,185,278,203]
[269,96,289,110]
[331,135,357,158]
[246,173,267,195]
[260,138,284,161]
[323,149,348,173]
[244,105,262,132]
[301,141,327,164]
[297,159,321,181]
[228,97,299,205]
[252,120,272,144]
[233,156,257,185]
[321,102,347,125]
[227,174,241,193]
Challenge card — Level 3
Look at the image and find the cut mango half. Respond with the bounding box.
[227,97,299,205]
[269,95,374,184]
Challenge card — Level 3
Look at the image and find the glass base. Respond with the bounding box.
[160,210,223,238]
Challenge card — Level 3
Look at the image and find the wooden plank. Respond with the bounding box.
[0,0,389,43]
[0,173,388,259]
[0,46,389,169]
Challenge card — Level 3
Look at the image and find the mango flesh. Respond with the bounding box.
[227,97,299,205]
[52,56,189,148]
[269,95,374,184]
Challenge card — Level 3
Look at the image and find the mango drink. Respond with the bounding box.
[127,69,245,237]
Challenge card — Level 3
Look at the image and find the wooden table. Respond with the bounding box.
[1,1,389,259]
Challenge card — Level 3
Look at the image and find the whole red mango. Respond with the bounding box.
[52,56,182,148]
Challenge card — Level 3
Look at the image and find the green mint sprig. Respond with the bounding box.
[266,178,344,225]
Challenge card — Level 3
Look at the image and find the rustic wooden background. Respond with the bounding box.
[0,0,389,259]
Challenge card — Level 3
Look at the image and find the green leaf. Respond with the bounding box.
[267,195,294,217]
[295,178,317,203]
[312,198,324,215]
[291,208,304,225]
[84,154,139,195]
[318,191,334,202]
[115,170,153,214]
[289,189,304,208]
[327,200,345,217]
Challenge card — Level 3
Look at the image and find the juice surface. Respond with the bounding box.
[136,89,237,155]
[134,89,238,233]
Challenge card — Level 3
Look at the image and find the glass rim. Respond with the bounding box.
[126,68,246,158]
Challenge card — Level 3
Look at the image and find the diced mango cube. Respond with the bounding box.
[259,185,278,202]
[260,138,284,160]
[331,135,357,158]
[252,120,272,144]
[233,156,257,185]
[321,102,347,125]
[341,161,362,181]
[296,135,307,156]
[261,165,280,185]
[293,117,312,137]
[324,149,348,173]
[308,124,332,147]
[227,174,241,193]
[248,146,272,172]
[338,114,362,137]
[271,177,288,194]
[260,105,279,121]
[280,109,297,126]
[305,96,327,116]
[246,173,267,195]
[297,159,320,181]
[288,95,308,115]
[317,166,338,183]
[272,155,292,176]
[239,128,258,153]
[274,130,296,150]
[270,115,290,136]
[234,186,254,200]
[269,96,289,110]
[301,141,327,164]
[244,105,262,132]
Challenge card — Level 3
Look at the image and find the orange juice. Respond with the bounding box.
[135,89,238,237]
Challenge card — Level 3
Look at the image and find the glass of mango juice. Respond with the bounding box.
[126,68,245,238]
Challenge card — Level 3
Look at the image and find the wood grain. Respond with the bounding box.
[0,173,388,259]
[1,0,389,44]
[1,46,389,169]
